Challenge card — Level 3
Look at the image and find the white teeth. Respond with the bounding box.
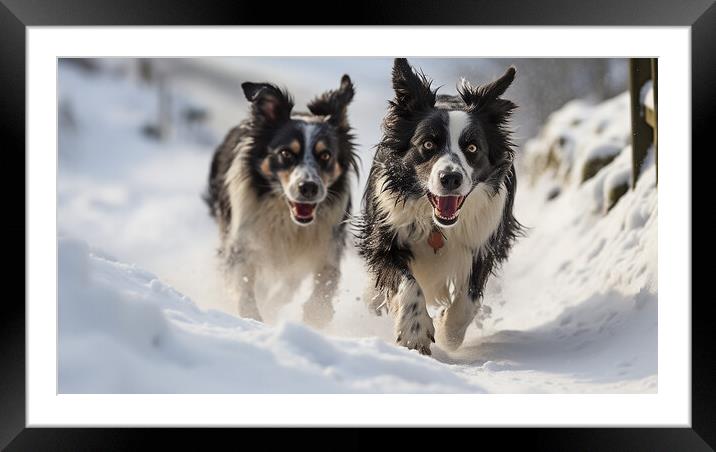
[434,208,460,220]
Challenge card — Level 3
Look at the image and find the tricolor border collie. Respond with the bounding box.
[358,58,523,355]
[206,75,357,327]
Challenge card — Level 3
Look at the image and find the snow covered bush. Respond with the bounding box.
[522,92,633,210]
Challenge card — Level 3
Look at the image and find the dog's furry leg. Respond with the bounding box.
[225,248,262,321]
[303,263,339,329]
[234,264,261,321]
[435,254,491,350]
[304,220,348,328]
[392,278,435,355]
[434,292,480,351]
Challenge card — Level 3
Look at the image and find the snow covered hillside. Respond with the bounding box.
[58,60,656,393]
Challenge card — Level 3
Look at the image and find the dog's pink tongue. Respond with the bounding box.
[436,196,460,217]
[293,203,315,218]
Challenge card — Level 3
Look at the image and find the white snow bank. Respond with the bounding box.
[58,237,483,393]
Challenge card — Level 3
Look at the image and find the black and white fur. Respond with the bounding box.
[357,59,522,355]
[206,75,357,327]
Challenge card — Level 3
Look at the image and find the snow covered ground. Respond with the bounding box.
[58,59,656,393]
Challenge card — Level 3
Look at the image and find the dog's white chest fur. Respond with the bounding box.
[379,181,507,305]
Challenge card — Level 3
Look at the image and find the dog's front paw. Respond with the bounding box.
[434,297,479,351]
[434,308,465,351]
[434,324,465,352]
[238,303,263,322]
[396,319,436,356]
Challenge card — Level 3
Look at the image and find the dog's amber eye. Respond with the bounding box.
[466,144,478,153]
[319,151,331,162]
[423,140,434,150]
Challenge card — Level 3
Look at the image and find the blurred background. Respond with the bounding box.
[60,57,628,151]
[57,57,629,316]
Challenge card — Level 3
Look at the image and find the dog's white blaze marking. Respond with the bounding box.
[428,111,473,197]
[303,123,316,155]
[301,123,318,177]
[286,123,326,203]
[447,110,474,181]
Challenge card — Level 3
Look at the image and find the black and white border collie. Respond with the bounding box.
[206,75,357,327]
[358,59,523,355]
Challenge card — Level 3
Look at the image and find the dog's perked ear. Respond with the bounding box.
[391,58,436,113]
[458,66,517,114]
[307,74,355,130]
[241,82,293,125]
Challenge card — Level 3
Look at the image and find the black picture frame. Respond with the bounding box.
[3,0,713,449]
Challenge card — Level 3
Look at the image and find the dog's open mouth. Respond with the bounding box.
[288,201,317,225]
[427,193,466,227]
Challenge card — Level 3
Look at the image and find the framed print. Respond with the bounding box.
[4,0,714,448]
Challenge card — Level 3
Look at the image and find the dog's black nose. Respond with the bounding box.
[439,171,463,191]
[298,181,319,199]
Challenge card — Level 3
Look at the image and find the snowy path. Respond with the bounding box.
[58,60,657,393]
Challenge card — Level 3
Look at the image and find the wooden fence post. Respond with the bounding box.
[650,58,658,185]
[629,58,654,189]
